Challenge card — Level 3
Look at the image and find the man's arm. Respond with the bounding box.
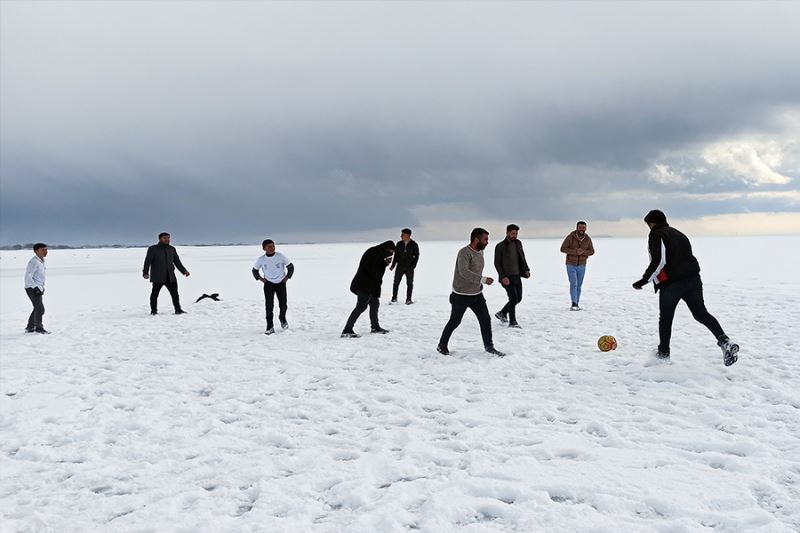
[560,235,575,255]
[585,236,595,256]
[142,247,153,278]
[411,242,419,269]
[252,268,262,281]
[286,263,295,279]
[390,242,399,269]
[173,249,189,276]
[633,234,661,288]
[458,249,489,285]
[493,243,506,280]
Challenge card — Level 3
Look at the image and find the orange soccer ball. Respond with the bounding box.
[597,335,618,352]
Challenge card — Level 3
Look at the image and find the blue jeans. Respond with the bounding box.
[566,264,586,305]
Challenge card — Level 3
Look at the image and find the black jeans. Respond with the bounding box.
[392,266,415,301]
[25,287,45,330]
[263,281,288,329]
[343,292,380,332]
[498,275,523,324]
[658,275,725,354]
[150,282,182,313]
[439,292,494,350]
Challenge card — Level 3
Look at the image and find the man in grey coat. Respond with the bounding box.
[143,232,190,315]
[437,228,505,357]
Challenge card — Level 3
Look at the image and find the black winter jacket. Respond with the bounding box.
[635,224,700,291]
[143,243,188,283]
[391,239,419,269]
[350,241,395,297]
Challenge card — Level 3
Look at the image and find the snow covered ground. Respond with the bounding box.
[1,236,799,532]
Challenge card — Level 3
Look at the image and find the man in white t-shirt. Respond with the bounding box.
[24,242,49,334]
[251,239,294,335]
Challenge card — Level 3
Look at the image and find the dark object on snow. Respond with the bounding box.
[195,293,221,303]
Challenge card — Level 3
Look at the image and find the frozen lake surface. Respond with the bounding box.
[1,236,799,532]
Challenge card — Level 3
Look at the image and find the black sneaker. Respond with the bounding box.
[341,331,360,338]
[150,311,158,315]
[656,349,670,360]
[281,321,289,329]
[436,344,450,355]
[371,327,390,334]
[718,338,739,367]
[405,299,413,305]
[486,346,505,357]
[175,309,186,315]
[390,298,397,304]
[494,312,508,323]
[25,327,35,333]
[508,322,521,329]
[570,303,581,311]
[265,327,275,336]
[34,328,50,335]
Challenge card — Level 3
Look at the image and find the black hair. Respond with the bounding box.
[158,232,170,239]
[470,227,489,242]
[401,228,412,235]
[262,239,274,248]
[576,221,587,227]
[506,224,519,232]
[33,243,47,251]
[644,210,668,226]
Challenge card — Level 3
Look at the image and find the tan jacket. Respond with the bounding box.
[560,231,595,266]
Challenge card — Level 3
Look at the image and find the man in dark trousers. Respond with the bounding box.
[341,240,396,337]
[252,239,294,335]
[143,232,190,315]
[24,243,49,334]
[632,210,739,366]
[493,224,531,328]
[390,228,420,304]
[437,228,505,357]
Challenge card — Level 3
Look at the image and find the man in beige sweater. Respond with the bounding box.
[560,221,595,310]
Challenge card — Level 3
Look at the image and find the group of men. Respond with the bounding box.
[22,210,738,366]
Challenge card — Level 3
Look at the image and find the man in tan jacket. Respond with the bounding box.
[560,221,595,310]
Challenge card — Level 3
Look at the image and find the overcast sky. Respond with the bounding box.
[1,1,799,245]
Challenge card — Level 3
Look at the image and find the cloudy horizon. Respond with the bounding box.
[1,1,799,246]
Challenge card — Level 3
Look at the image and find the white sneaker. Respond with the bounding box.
[570,304,581,311]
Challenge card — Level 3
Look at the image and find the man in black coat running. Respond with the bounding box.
[341,240,396,337]
[143,232,190,315]
[632,210,739,366]
[390,228,420,304]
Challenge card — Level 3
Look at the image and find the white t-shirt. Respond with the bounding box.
[253,252,291,284]
[24,256,46,290]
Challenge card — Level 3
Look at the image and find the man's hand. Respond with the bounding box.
[576,249,584,255]
[183,271,191,277]
[143,273,149,280]
[281,275,289,284]
[260,277,267,283]
[501,277,510,286]
[485,277,494,286]
[632,280,645,290]
[390,265,395,271]
[523,271,531,279]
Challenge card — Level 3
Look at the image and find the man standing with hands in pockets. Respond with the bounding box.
[252,239,294,335]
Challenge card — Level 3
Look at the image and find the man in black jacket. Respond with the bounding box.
[341,240,396,337]
[143,232,190,315]
[632,210,739,366]
[494,224,531,328]
[390,228,420,304]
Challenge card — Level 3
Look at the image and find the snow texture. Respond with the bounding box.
[1,237,799,532]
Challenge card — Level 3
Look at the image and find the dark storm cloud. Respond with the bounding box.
[1,1,799,244]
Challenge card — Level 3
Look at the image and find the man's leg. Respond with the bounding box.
[567,265,579,305]
[469,294,495,349]
[439,293,470,349]
[682,276,726,340]
[575,265,586,305]
[509,275,523,324]
[343,292,370,333]
[276,282,288,325]
[392,268,403,301]
[405,268,415,302]
[166,281,183,313]
[25,288,44,330]
[150,283,164,313]
[658,281,684,355]
[264,282,276,330]
[368,295,381,329]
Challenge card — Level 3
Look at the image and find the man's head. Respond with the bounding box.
[644,210,668,229]
[470,227,489,251]
[158,232,170,245]
[400,228,412,243]
[576,221,587,236]
[262,239,275,254]
[33,243,48,258]
[381,240,396,258]
[506,224,519,241]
